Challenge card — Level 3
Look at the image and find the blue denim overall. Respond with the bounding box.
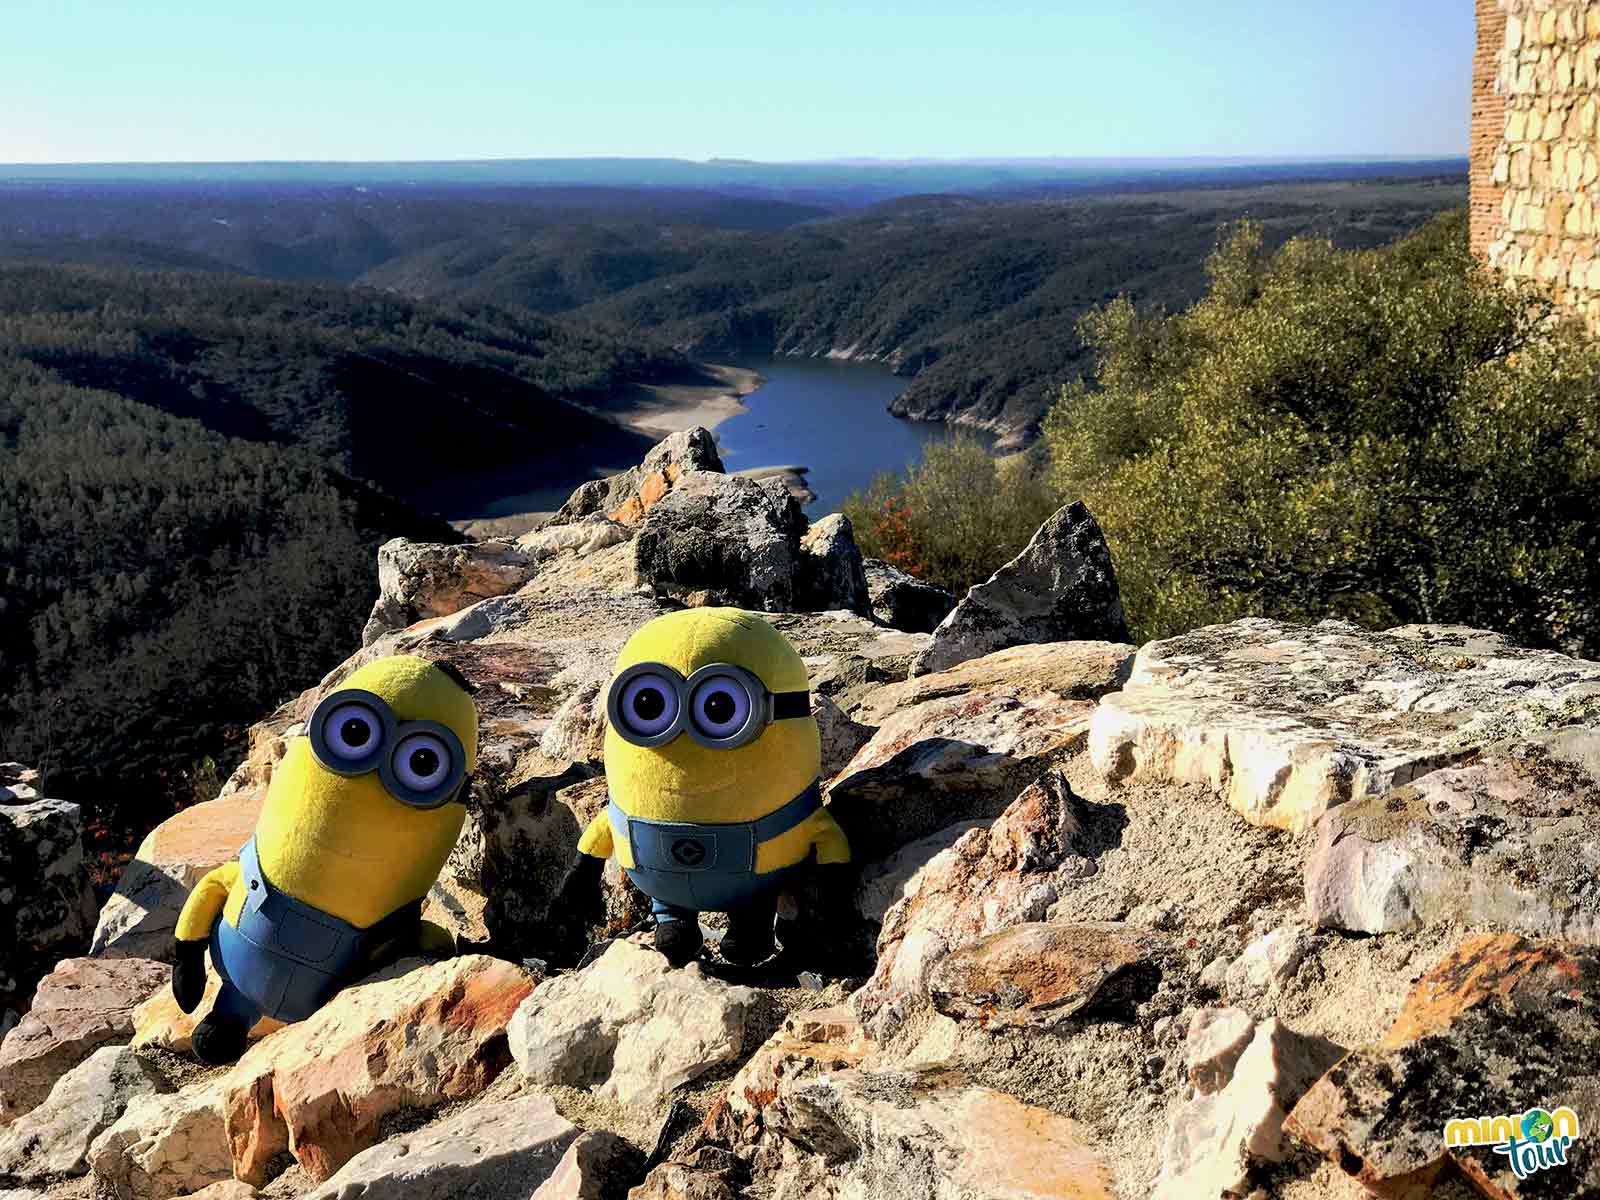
[206,837,420,1026]
[608,780,821,924]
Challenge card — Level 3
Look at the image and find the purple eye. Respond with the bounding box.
[392,732,452,790]
[324,703,381,761]
[618,672,679,737]
[689,674,753,740]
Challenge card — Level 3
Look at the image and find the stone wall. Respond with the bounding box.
[1474,0,1600,328]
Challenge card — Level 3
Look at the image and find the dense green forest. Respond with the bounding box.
[0,264,682,508]
[0,356,452,840]
[0,261,685,841]
[849,211,1600,659]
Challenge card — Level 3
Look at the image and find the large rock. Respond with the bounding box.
[1285,933,1600,1197]
[299,1093,580,1200]
[91,794,262,961]
[362,537,539,645]
[631,470,805,610]
[910,502,1128,676]
[794,513,871,616]
[89,1080,236,1200]
[0,956,169,1124]
[708,1006,874,1151]
[1155,1017,1344,1199]
[770,1068,1119,1200]
[509,939,756,1107]
[1090,618,1600,832]
[532,1131,644,1200]
[1305,738,1600,941]
[543,426,724,529]
[861,558,956,634]
[98,959,531,1198]
[827,643,1131,864]
[0,795,98,1010]
[927,922,1169,1030]
[0,1043,170,1181]
[222,954,533,1185]
[0,766,39,805]
[851,770,1122,1041]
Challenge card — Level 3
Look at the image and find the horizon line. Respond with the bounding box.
[0,153,1470,169]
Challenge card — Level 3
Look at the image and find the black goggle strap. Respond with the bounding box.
[771,690,811,720]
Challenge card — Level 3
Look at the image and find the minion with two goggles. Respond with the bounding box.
[561,608,849,966]
[170,655,477,1064]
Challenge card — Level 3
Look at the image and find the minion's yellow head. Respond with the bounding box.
[603,608,820,823]
[253,654,478,926]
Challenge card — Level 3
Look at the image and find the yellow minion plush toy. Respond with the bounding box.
[565,608,849,966]
[170,655,477,1063]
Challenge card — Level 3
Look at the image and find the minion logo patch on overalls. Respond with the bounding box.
[567,608,850,967]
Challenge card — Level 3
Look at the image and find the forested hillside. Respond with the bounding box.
[0,261,683,839]
[367,178,1469,443]
[0,264,679,507]
[0,358,453,837]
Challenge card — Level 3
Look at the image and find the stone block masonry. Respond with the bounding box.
[1474,0,1600,329]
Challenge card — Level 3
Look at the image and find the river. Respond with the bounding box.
[715,356,991,513]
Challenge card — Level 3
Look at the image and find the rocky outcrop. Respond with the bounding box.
[632,470,806,610]
[0,957,168,1124]
[89,1078,235,1200]
[772,1069,1119,1200]
[91,794,262,961]
[362,537,540,645]
[861,558,956,633]
[795,513,871,616]
[911,502,1128,676]
[509,940,755,1107]
[543,426,724,529]
[1154,1017,1344,1198]
[851,769,1117,1040]
[299,1093,580,1200]
[827,642,1132,864]
[0,786,98,1010]
[222,954,532,1184]
[1286,933,1600,1197]
[130,972,282,1054]
[0,1043,171,1182]
[1090,618,1600,832]
[1305,737,1600,940]
[51,430,1600,1200]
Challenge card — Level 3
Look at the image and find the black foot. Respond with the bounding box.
[654,918,704,967]
[191,1015,250,1065]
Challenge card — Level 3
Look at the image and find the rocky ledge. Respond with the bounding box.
[2,428,1596,1200]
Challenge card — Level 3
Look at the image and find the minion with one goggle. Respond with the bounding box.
[565,607,850,967]
[169,655,477,1064]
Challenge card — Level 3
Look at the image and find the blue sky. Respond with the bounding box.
[4,0,1473,163]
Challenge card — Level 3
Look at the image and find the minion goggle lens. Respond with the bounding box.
[605,661,809,750]
[307,687,470,809]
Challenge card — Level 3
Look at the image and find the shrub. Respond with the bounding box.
[844,435,1059,594]
[1042,210,1600,654]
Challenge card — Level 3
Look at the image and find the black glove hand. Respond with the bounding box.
[172,938,208,1013]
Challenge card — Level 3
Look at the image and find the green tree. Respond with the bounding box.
[1042,210,1600,654]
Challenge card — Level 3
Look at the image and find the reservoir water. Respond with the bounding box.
[446,355,990,523]
[716,356,990,513]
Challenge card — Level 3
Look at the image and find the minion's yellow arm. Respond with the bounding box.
[576,812,615,859]
[174,861,241,942]
[808,808,851,865]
